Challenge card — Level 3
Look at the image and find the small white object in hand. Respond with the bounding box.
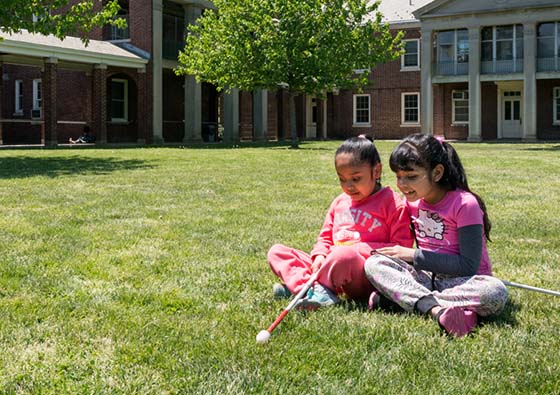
[256,330,271,344]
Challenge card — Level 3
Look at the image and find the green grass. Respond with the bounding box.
[0,141,558,394]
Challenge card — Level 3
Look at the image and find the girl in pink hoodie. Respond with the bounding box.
[267,136,414,309]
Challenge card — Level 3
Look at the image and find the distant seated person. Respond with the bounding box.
[69,126,95,144]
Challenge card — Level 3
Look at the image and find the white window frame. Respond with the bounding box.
[401,92,420,126]
[111,78,129,123]
[401,39,420,71]
[352,94,371,127]
[14,80,23,115]
[554,87,560,125]
[32,79,42,119]
[452,90,469,125]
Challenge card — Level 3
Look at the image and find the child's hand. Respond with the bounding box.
[311,255,326,273]
[375,246,415,263]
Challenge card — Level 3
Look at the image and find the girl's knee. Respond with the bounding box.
[364,255,388,281]
[267,244,286,260]
[479,277,509,316]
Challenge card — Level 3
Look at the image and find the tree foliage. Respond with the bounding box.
[0,0,124,43]
[176,0,403,97]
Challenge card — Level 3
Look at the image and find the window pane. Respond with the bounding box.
[505,101,511,120]
[111,101,125,119]
[481,27,493,41]
[538,22,554,37]
[405,95,418,107]
[405,40,418,54]
[513,101,520,120]
[515,24,523,38]
[112,81,125,100]
[405,109,418,122]
[438,30,454,45]
[497,41,513,60]
[439,44,454,62]
[404,40,418,67]
[456,29,469,63]
[516,38,523,59]
[455,106,468,122]
[538,38,555,57]
[404,53,418,67]
[496,26,513,40]
[482,42,493,61]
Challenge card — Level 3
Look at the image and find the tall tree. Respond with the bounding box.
[0,0,123,43]
[176,0,402,147]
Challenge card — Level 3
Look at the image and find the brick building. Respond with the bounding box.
[1,0,560,145]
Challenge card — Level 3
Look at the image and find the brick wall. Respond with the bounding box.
[327,28,422,140]
[537,79,560,140]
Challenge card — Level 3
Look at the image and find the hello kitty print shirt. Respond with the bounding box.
[406,189,492,275]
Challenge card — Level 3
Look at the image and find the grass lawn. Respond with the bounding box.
[0,141,558,394]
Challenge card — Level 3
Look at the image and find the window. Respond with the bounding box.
[401,39,419,70]
[452,90,469,124]
[353,94,370,126]
[554,87,560,124]
[537,22,560,71]
[111,79,128,122]
[32,79,42,117]
[402,93,420,125]
[436,29,468,75]
[481,25,523,73]
[14,80,23,115]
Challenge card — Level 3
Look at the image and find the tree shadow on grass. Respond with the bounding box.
[0,156,153,179]
[521,145,560,152]
[167,140,334,151]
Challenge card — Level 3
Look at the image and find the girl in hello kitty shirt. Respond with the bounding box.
[365,133,508,337]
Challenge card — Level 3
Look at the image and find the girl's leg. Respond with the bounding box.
[364,254,433,312]
[267,244,313,294]
[432,275,508,317]
[324,246,375,301]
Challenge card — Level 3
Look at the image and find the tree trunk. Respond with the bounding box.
[289,92,299,148]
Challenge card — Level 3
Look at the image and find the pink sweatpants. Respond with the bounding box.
[267,244,374,301]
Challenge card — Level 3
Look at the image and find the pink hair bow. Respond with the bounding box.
[434,135,445,145]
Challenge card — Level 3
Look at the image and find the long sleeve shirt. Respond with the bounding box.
[310,187,414,260]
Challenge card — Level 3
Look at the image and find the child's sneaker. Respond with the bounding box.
[436,306,478,337]
[295,284,339,310]
[272,283,291,299]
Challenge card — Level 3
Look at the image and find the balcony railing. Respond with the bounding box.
[537,57,560,72]
[433,61,469,76]
[481,59,523,74]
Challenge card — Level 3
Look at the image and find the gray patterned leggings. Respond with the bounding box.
[364,255,508,317]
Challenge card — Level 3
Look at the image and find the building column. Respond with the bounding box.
[224,88,239,143]
[468,26,482,141]
[43,57,58,146]
[93,64,108,144]
[523,23,538,141]
[152,0,164,144]
[183,5,203,143]
[420,28,433,135]
[253,89,268,141]
[137,67,147,144]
